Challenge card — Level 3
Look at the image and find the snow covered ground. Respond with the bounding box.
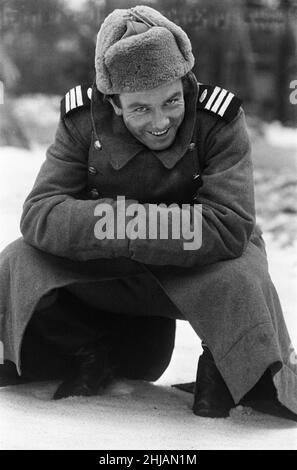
[0,134,296,449]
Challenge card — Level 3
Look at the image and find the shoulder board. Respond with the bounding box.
[60,84,93,118]
[197,84,242,122]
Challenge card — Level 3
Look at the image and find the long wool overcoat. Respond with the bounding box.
[0,72,296,413]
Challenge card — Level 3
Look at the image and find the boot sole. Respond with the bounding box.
[193,406,231,418]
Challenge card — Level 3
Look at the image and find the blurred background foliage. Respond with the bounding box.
[0,0,296,123]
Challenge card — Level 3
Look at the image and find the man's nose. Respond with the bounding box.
[151,110,170,131]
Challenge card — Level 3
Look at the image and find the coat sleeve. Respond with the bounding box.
[127,108,256,267]
[20,113,136,261]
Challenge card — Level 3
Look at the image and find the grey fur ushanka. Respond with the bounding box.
[0,72,297,414]
[95,5,194,93]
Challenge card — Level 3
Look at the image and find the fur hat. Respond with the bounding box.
[95,5,195,94]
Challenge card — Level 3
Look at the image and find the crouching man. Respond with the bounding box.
[0,5,296,420]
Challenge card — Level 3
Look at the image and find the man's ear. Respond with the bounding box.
[108,97,123,116]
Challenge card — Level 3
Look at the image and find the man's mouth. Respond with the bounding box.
[149,128,170,137]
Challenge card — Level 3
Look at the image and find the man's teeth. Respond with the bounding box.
[150,129,169,136]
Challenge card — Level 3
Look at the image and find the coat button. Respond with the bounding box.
[94,140,102,150]
[189,142,196,152]
[90,188,99,199]
[88,166,97,175]
[193,173,203,188]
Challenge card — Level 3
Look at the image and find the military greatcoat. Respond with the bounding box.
[0,72,296,413]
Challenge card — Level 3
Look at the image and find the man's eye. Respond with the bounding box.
[135,107,148,112]
[166,98,178,105]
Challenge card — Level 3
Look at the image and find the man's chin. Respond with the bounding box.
[143,134,176,151]
[150,143,172,151]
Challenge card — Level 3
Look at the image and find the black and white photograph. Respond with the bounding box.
[0,0,296,451]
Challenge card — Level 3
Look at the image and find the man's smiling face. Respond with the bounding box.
[109,79,185,151]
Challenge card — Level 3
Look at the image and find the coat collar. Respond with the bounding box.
[91,72,199,170]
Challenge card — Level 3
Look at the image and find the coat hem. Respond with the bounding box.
[216,321,297,414]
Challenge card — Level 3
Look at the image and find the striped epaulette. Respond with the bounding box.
[60,84,93,118]
[197,84,242,122]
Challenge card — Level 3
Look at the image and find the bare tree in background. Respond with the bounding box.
[0,43,29,148]
[276,0,297,125]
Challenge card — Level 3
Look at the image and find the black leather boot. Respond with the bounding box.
[27,288,115,400]
[239,368,297,421]
[192,344,235,418]
[53,343,114,400]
